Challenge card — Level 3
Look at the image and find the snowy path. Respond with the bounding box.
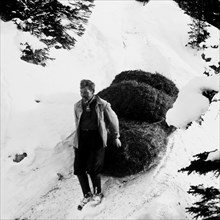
[18,134,192,220]
[19,170,152,220]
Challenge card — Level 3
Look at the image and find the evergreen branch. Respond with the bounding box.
[194,150,218,160]
[0,0,95,65]
[186,199,220,219]
[188,185,220,202]
[178,150,220,177]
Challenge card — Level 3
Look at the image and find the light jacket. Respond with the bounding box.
[73,95,120,149]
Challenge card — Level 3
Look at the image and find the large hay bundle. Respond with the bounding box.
[99,80,175,123]
[103,120,168,177]
[111,70,179,97]
[97,70,177,177]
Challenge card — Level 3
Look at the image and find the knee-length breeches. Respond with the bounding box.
[74,130,105,175]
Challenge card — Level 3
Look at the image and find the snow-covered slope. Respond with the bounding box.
[1,0,219,219]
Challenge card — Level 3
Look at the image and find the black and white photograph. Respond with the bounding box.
[1,0,219,219]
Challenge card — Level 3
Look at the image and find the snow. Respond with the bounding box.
[166,74,220,128]
[18,31,47,50]
[207,150,220,161]
[1,0,219,219]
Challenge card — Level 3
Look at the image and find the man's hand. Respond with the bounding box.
[114,138,121,148]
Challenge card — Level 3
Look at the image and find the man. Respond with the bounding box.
[73,79,121,210]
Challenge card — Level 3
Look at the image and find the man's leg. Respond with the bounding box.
[76,174,93,210]
[87,147,105,193]
[89,173,101,194]
[74,149,93,210]
[89,173,104,206]
[74,148,92,197]
[77,174,92,197]
[87,148,105,206]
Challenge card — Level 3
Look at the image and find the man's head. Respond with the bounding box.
[80,79,95,102]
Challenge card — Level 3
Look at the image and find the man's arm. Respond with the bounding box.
[104,103,121,147]
[74,105,78,128]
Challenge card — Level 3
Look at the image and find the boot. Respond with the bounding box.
[77,192,93,210]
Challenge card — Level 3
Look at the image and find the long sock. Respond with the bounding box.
[77,174,91,197]
[89,174,101,194]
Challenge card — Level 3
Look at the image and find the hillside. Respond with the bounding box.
[1,0,219,219]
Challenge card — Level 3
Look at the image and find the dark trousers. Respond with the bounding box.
[74,130,105,196]
[77,174,102,196]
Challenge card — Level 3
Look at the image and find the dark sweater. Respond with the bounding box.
[79,96,98,131]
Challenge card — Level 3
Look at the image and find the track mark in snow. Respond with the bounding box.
[19,134,187,220]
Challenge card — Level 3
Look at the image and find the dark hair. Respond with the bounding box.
[80,79,95,92]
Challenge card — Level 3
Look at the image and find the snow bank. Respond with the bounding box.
[166,74,220,128]
[1,92,76,219]
[129,99,219,219]
[207,150,220,161]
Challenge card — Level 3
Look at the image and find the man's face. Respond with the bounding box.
[80,86,94,102]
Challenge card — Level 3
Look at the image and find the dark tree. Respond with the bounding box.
[0,0,94,66]
[179,150,220,219]
[173,0,220,30]
[209,63,220,75]
[187,18,210,50]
